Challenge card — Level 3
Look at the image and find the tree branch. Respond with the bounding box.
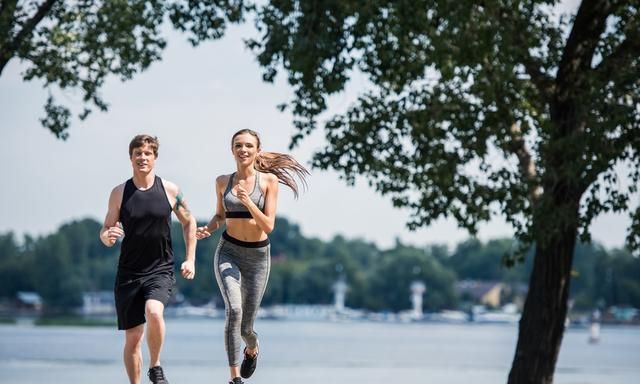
[12,0,57,48]
[0,0,19,74]
[555,0,617,101]
[509,122,542,203]
[595,20,640,80]
[523,58,555,101]
[0,0,18,21]
[494,4,555,103]
[0,0,57,74]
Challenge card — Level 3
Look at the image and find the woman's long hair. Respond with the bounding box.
[232,129,310,198]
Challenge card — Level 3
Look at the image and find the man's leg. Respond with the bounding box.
[124,324,145,384]
[145,299,165,367]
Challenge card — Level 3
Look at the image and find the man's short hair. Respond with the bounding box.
[129,135,159,158]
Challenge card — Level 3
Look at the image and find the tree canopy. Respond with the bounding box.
[249,0,640,254]
[0,0,247,138]
[246,1,640,382]
[2,217,638,313]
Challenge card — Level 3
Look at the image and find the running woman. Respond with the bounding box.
[196,129,309,384]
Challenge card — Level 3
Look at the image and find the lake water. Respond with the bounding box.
[0,319,638,383]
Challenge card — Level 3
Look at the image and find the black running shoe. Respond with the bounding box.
[229,377,244,384]
[148,366,169,384]
[240,347,258,378]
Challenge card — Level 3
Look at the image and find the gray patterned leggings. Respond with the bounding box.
[214,231,271,367]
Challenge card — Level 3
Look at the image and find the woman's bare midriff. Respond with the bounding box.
[226,219,268,242]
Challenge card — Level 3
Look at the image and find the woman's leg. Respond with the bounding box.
[239,245,271,352]
[214,242,244,379]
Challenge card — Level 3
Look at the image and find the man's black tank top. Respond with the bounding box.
[118,176,174,277]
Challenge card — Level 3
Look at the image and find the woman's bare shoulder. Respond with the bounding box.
[261,172,279,184]
[215,173,233,187]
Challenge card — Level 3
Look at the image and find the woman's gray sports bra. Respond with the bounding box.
[223,172,265,218]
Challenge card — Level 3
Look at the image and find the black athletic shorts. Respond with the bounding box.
[114,271,175,330]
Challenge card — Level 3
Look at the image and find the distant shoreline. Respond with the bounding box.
[0,311,638,328]
[34,316,116,327]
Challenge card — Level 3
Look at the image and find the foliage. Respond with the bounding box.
[1,217,638,312]
[0,0,248,138]
[248,0,640,256]
[246,2,640,379]
[446,238,532,282]
[367,241,457,311]
[0,233,29,297]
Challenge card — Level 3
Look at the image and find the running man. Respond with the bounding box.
[100,134,196,384]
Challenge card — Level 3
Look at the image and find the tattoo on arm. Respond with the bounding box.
[175,191,184,210]
[175,191,192,219]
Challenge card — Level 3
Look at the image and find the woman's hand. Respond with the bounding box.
[236,180,251,207]
[196,226,211,240]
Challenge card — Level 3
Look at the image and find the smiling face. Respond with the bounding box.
[130,143,157,174]
[232,132,261,167]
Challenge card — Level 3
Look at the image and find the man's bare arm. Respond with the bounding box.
[173,187,197,279]
[100,185,124,247]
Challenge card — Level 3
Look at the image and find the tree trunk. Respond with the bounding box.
[507,212,578,383]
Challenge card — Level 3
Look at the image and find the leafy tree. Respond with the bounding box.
[0,233,19,260]
[32,233,83,311]
[447,238,531,282]
[264,231,379,307]
[320,235,377,308]
[569,241,607,309]
[263,259,305,304]
[367,241,456,311]
[424,243,449,264]
[172,221,220,304]
[0,0,247,138]
[270,217,326,261]
[611,250,640,307]
[55,218,118,290]
[593,247,640,308]
[0,233,32,298]
[248,1,640,382]
[2,216,638,318]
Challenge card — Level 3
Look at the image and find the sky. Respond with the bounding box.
[0,1,634,251]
